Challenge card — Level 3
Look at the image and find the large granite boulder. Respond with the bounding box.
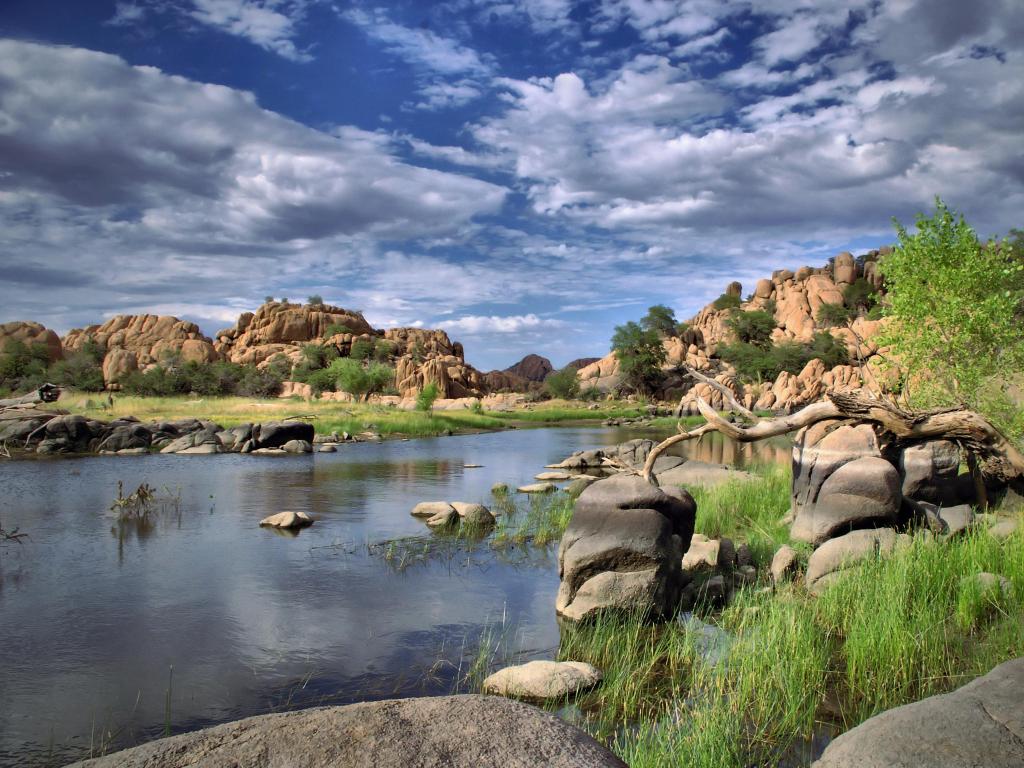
[898,439,963,505]
[483,660,602,700]
[805,528,911,595]
[813,657,1024,768]
[34,414,102,454]
[253,420,314,448]
[556,475,695,622]
[0,320,63,362]
[791,422,901,544]
[67,695,626,768]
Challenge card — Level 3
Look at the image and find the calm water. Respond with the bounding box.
[0,426,786,766]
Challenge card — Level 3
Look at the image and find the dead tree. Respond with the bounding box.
[642,366,1024,496]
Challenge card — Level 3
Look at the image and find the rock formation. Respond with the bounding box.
[504,354,554,382]
[0,320,62,362]
[63,314,218,386]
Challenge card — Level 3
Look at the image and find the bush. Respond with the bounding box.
[0,339,51,392]
[300,343,337,369]
[808,331,850,369]
[416,382,439,412]
[640,304,679,337]
[611,321,666,396]
[323,323,354,338]
[843,278,877,312]
[303,367,338,395]
[373,340,397,362]
[329,358,394,401]
[350,339,375,360]
[727,310,775,348]
[120,360,283,398]
[307,295,324,306]
[545,366,581,399]
[712,293,742,311]
[579,387,604,402]
[816,302,855,328]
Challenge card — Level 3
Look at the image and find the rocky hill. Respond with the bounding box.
[0,321,63,363]
[578,248,891,412]
[504,354,554,382]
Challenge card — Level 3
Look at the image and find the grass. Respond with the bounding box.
[491,487,576,547]
[488,401,647,423]
[459,466,1024,767]
[58,393,648,440]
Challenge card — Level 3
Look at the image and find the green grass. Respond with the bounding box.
[491,487,576,547]
[488,402,646,423]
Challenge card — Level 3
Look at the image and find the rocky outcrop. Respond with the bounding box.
[504,354,554,382]
[565,357,600,371]
[68,695,627,768]
[0,320,62,361]
[63,314,218,386]
[557,475,695,622]
[813,657,1024,768]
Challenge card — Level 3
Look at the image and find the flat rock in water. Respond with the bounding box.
[812,657,1024,768]
[176,443,222,455]
[259,511,313,529]
[426,508,459,529]
[66,694,627,768]
[411,502,455,518]
[318,444,337,453]
[252,448,287,456]
[483,661,602,701]
[464,463,483,468]
[535,471,573,481]
[518,482,556,493]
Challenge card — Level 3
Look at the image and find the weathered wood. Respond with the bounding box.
[642,387,1024,490]
[0,383,60,409]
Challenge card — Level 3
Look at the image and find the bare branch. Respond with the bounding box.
[682,365,761,423]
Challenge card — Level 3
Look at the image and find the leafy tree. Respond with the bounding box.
[373,340,397,362]
[264,296,274,303]
[611,321,666,395]
[545,366,581,399]
[842,278,877,313]
[350,339,375,360]
[0,340,51,391]
[879,199,1024,438]
[416,382,439,412]
[330,358,394,401]
[808,331,850,369]
[640,304,679,337]
[712,293,742,311]
[299,343,337,370]
[727,309,775,348]
[816,302,855,328]
[307,295,324,306]
[323,323,354,338]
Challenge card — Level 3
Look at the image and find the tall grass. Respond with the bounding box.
[491,489,575,547]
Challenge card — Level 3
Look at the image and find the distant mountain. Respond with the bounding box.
[503,354,554,382]
[564,357,600,371]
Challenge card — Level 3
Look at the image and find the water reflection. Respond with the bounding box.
[0,426,788,767]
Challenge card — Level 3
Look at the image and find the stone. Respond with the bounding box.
[682,534,720,572]
[970,572,1014,600]
[565,475,599,496]
[988,518,1019,540]
[426,507,459,529]
[536,471,573,481]
[557,475,695,622]
[718,538,737,570]
[253,420,315,449]
[176,443,223,454]
[259,511,313,529]
[656,461,756,488]
[464,463,483,468]
[518,482,556,493]
[116,447,149,455]
[935,504,974,537]
[899,440,962,505]
[411,502,456,518]
[482,660,602,701]
[491,483,510,495]
[733,565,757,587]
[95,423,152,453]
[252,448,287,455]
[281,439,313,453]
[68,694,627,768]
[812,657,1024,768]
[736,543,754,568]
[159,426,221,454]
[318,444,337,453]
[770,545,800,583]
[452,502,495,526]
[696,574,728,606]
[805,529,911,595]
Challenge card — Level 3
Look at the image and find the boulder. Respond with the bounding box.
[682,534,720,572]
[805,529,911,595]
[160,426,221,454]
[426,507,459,529]
[988,518,1019,540]
[34,414,99,453]
[95,423,152,453]
[565,475,599,496]
[518,482,556,494]
[452,502,495,526]
[770,545,800,583]
[812,657,1024,768]
[253,420,314,448]
[0,320,63,362]
[259,511,313,529]
[483,661,602,701]
[68,694,627,768]
[412,502,456,518]
[536,471,573,481]
[281,439,313,454]
[176,443,223,455]
[556,475,695,622]
[898,440,962,505]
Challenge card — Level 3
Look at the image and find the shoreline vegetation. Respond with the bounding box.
[53,392,659,442]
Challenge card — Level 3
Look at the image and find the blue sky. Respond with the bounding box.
[0,0,1021,370]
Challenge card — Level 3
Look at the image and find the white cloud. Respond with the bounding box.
[438,313,565,334]
[106,2,147,26]
[188,0,314,61]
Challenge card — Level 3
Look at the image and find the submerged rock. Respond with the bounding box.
[411,502,456,518]
[452,502,495,527]
[68,694,627,768]
[483,660,602,701]
[259,511,313,529]
[518,482,556,494]
[813,657,1024,768]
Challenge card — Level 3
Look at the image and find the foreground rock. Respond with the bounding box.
[483,660,602,701]
[805,528,910,595]
[813,657,1024,768]
[557,475,695,622]
[68,694,626,768]
[259,511,313,529]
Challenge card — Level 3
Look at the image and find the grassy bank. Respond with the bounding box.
[57,393,647,439]
[467,465,1024,767]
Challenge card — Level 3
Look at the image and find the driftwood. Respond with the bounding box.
[0,383,61,409]
[642,366,1024,492]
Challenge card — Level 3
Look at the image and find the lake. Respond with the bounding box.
[0,426,788,767]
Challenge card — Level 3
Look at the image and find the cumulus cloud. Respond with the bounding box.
[438,313,565,334]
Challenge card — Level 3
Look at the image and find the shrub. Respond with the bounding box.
[579,387,604,402]
[611,321,666,396]
[330,358,394,401]
[416,382,439,412]
[48,350,105,391]
[304,367,338,395]
[545,366,581,399]
[307,295,324,306]
[0,339,51,391]
[350,339,375,360]
[373,340,397,362]
[808,331,850,369]
[816,302,855,327]
[842,278,877,312]
[712,293,742,311]
[727,310,775,348]
[323,323,354,338]
[300,343,337,370]
[640,304,679,337]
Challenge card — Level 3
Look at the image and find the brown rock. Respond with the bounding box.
[0,320,63,362]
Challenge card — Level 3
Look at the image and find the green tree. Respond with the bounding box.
[879,199,1024,438]
[416,382,439,412]
[816,302,855,328]
[0,340,51,391]
[842,278,877,312]
[727,309,775,348]
[350,339,375,360]
[712,293,742,311]
[640,304,679,337]
[330,358,394,401]
[611,321,666,395]
[545,366,581,399]
[307,295,324,306]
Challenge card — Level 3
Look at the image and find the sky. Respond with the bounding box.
[0,0,1021,371]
